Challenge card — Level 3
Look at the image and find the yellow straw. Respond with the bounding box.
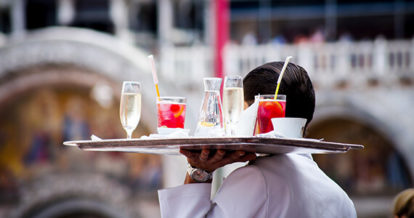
[148,55,161,99]
[274,56,293,99]
[155,83,160,99]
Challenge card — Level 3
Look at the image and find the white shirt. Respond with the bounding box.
[158,154,357,218]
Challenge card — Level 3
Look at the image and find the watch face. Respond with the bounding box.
[192,169,210,182]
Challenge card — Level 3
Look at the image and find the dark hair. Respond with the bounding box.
[243,61,315,126]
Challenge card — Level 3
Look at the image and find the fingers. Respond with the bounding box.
[179,148,190,156]
[179,148,214,162]
[179,149,198,159]
[240,152,257,162]
[209,149,225,163]
[180,148,256,169]
[231,151,247,162]
[199,149,210,161]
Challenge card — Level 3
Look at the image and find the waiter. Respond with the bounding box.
[158,62,357,218]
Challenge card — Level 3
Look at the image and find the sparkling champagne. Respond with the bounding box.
[120,92,141,135]
[223,87,244,135]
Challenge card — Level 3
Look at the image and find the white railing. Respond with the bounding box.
[159,39,414,88]
[159,46,213,88]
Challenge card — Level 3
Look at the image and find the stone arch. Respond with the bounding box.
[311,90,414,184]
[0,27,157,130]
[0,27,167,217]
[10,173,132,218]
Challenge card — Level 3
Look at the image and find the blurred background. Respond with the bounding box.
[0,0,413,217]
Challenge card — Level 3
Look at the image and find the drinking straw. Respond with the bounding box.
[274,56,293,99]
[148,55,160,99]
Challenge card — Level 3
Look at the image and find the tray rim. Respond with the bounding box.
[63,136,364,154]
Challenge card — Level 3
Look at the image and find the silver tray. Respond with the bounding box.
[63,137,364,155]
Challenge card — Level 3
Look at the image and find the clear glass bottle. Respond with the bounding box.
[194,77,224,137]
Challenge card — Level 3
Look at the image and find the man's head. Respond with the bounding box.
[243,61,315,127]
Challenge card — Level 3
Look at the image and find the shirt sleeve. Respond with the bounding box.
[158,166,267,218]
[211,165,267,218]
[158,183,213,218]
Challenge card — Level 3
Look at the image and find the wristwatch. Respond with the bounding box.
[187,164,212,182]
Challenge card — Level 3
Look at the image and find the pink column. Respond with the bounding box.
[214,0,229,79]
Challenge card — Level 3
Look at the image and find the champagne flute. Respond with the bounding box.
[120,81,141,139]
[223,75,244,136]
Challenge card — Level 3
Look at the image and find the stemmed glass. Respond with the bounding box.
[223,75,244,136]
[119,81,141,139]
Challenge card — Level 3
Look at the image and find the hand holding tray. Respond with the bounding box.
[63,136,364,155]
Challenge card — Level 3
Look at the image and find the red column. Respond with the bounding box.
[214,0,229,79]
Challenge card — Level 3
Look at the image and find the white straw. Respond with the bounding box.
[274,56,293,98]
[277,56,293,85]
[148,55,158,84]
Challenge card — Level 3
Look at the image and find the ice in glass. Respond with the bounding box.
[157,97,186,130]
[256,94,286,134]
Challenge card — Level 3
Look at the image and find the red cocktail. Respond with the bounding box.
[157,97,186,130]
[256,95,286,134]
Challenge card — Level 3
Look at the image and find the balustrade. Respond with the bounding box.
[159,39,414,89]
